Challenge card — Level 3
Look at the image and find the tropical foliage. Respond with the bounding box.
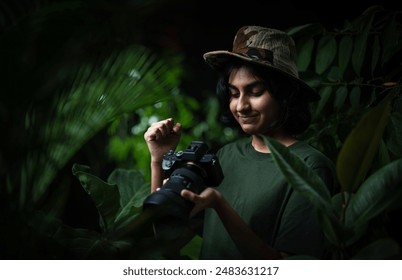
[1,2,400,260]
[0,0,188,259]
[267,5,402,259]
[0,0,234,259]
[289,5,402,163]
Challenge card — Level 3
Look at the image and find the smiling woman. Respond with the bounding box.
[144,26,337,260]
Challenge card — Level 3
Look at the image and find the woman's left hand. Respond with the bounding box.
[181,187,222,217]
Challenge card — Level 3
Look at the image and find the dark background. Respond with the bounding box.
[2,0,400,95]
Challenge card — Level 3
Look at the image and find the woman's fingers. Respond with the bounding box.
[181,189,196,201]
[181,189,204,217]
[172,122,182,135]
[155,120,172,137]
[144,118,175,142]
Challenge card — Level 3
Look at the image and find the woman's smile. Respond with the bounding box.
[237,114,259,124]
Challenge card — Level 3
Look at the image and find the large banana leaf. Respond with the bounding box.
[71,163,200,259]
[72,163,151,234]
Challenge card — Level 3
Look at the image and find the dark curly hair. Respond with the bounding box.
[216,60,313,136]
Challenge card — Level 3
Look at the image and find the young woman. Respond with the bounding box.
[144,26,335,259]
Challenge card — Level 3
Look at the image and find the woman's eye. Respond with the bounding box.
[250,90,264,96]
[230,92,239,98]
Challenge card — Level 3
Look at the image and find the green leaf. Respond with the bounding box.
[262,137,350,247]
[327,66,341,82]
[287,23,325,37]
[315,35,337,75]
[351,238,400,260]
[334,86,348,111]
[338,36,353,78]
[109,169,151,232]
[28,45,173,205]
[387,111,402,157]
[112,197,146,234]
[316,207,351,247]
[347,158,402,227]
[300,70,322,89]
[349,86,361,111]
[381,15,402,66]
[59,225,132,259]
[296,37,314,71]
[329,193,360,246]
[361,5,384,16]
[376,139,391,168]
[72,164,121,232]
[351,34,367,76]
[180,235,202,260]
[262,137,332,211]
[108,168,150,208]
[371,35,381,75]
[336,97,392,192]
[284,254,319,260]
[313,86,332,119]
[351,13,374,76]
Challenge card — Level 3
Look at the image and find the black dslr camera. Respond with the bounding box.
[142,140,224,225]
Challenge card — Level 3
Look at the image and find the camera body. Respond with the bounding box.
[162,140,223,188]
[142,140,224,224]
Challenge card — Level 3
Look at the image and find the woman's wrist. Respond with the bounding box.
[151,160,162,165]
[150,159,163,167]
[211,189,224,211]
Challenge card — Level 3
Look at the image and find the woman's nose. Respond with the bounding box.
[237,95,251,112]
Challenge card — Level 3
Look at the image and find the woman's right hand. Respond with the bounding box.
[143,118,182,163]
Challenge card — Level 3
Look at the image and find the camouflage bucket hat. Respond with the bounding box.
[203,26,319,101]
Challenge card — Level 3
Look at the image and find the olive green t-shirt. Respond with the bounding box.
[199,137,335,259]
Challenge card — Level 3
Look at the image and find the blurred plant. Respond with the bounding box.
[106,92,239,180]
[0,0,186,259]
[0,43,181,258]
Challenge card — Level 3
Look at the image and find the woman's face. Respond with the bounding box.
[228,66,281,135]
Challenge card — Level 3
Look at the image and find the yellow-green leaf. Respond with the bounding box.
[336,97,392,192]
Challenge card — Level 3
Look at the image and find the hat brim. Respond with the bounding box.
[204,50,320,102]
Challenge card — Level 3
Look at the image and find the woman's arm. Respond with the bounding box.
[144,118,182,192]
[181,188,284,259]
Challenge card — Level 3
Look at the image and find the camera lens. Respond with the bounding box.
[142,166,205,220]
[141,140,223,237]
